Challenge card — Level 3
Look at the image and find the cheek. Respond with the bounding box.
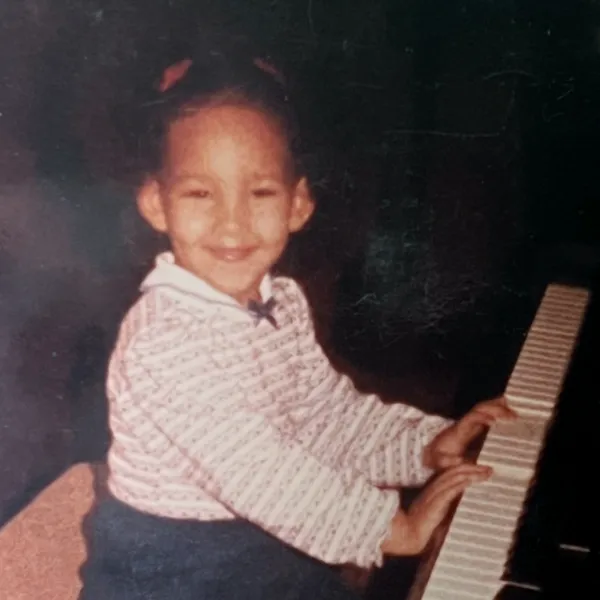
[167,200,213,240]
[253,202,291,241]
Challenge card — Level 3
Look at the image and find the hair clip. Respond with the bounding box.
[158,58,193,92]
[253,57,285,85]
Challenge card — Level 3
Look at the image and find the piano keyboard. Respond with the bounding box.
[408,283,591,600]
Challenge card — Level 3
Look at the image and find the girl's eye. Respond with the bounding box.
[186,190,211,199]
[252,188,277,198]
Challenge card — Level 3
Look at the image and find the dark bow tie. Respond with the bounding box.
[247,297,278,328]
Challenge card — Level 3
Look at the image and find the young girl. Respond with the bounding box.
[79,52,514,600]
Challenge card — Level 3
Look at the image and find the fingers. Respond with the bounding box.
[474,396,518,420]
[422,464,491,504]
[452,411,494,445]
[457,397,517,443]
[408,464,492,547]
[435,463,491,486]
[409,464,492,544]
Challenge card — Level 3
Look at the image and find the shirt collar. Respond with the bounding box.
[140,252,273,316]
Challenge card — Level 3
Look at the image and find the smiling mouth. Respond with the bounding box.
[208,248,257,262]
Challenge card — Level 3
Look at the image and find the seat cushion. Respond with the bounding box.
[0,462,97,600]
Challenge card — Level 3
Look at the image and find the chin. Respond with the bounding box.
[210,278,260,303]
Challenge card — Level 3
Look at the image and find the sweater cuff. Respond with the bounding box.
[354,489,400,568]
[414,415,455,485]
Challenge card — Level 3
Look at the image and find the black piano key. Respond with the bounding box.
[494,584,541,600]
[542,546,597,600]
[557,466,594,552]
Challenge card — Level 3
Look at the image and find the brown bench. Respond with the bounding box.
[0,463,100,600]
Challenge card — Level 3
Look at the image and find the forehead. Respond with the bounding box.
[163,104,291,177]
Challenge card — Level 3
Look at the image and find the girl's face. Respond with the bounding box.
[137,104,313,304]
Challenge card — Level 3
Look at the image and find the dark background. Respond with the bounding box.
[1,0,599,533]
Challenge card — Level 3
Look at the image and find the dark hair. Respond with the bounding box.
[136,52,303,181]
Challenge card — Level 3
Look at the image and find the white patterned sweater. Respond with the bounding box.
[106,252,452,568]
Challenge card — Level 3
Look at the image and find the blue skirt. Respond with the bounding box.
[78,496,362,600]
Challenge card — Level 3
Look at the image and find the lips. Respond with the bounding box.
[208,247,257,262]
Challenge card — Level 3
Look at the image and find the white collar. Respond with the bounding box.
[140,252,273,317]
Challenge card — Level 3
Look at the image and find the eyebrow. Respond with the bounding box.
[165,173,286,186]
[159,174,211,188]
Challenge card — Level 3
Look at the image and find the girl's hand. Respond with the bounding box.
[423,396,517,470]
[381,463,492,556]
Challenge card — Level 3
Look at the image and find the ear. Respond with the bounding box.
[137,178,168,233]
[288,177,315,233]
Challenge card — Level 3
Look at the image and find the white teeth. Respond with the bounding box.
[212,249,252,262]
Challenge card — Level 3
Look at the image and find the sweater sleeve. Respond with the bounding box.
[290,281,453,488]
[108,321,399,569]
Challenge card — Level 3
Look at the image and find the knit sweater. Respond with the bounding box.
[106,252,452,568]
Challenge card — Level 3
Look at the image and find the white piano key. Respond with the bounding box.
[433,555,505,580]
[505,395,556,410]
[508,372,561,394]
[519,339,573,358]
[509,358,567,380]
[504,396,556,416]
[460,494,526,518]
[505,385,555,401]
[442,538,509,564]
[451,513,514,537]
[540,285,589,306]
[515,341,567,356]
[530,313,583,331]
[506,383,558,401]
[465,482,527,501]
[533,302,587,321]
[508,367,563,386]
[454,507,518,531]
[419,593,447,600]
[513,339,569,357]
[476,452,537,478]
[530,318,582,336]
[464,490,527,514]
[442,528,514,557]
[505,381,559,400]
[419,592,447,600]
[473,472,531,492]
[503,400,554,420]
[505,398,555,417]
[536,307,586,324]
[527,325,582,343]
[424,583,492,600]
[441,527,513,554]
[531,327,580,341]
[527,327,577,343]
[529,324,580,341]
[435,549,506,581]
[486,418,549,444]
[426,569,504,599]
[479,436,541,457]
[509,357,568,378]
[511,349,565,366]
[477,439,540,459]
[505,394,555,411]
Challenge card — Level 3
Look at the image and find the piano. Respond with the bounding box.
[406,280,598,600]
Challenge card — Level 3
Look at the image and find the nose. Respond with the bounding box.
[217,193,250,236]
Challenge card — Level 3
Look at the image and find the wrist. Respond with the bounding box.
[381,511,423,556]
[422,444,434,470]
